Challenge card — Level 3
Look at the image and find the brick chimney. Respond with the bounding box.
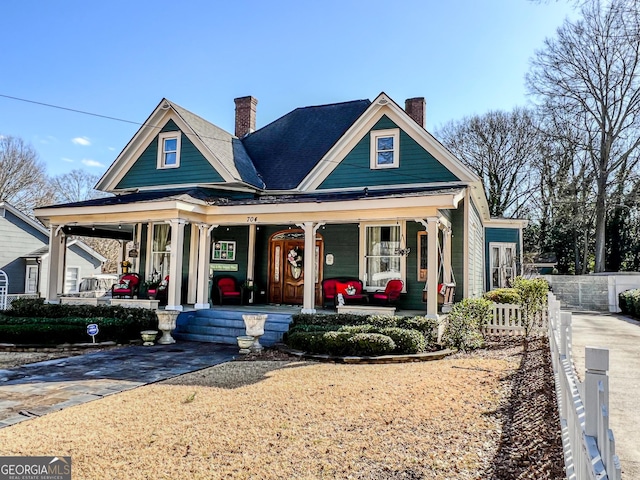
[405,97,426,128]
[234,96,258,138]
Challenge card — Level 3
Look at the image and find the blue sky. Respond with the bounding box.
[0,0,575,178]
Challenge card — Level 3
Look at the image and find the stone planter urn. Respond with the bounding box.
[156,310,179,345]
[242,314,267,353]
[237,335,255,354]
[141,330,158,346]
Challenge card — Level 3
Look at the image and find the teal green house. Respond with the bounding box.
[35,93,526,318]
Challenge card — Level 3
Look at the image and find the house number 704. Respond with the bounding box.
[247,217,258,223]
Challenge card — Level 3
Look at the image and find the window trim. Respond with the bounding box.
[359,221,407,292]
[25,265,38,294]
[489,242,516,290]
[65,267,80,294]
[370,128,400,169]
[157,132,181,169]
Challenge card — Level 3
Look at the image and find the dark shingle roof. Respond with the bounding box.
[241,99,371,190]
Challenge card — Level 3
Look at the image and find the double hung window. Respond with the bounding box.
[364,225,402,289]
[370,129,399,169]
[157,132,181,169]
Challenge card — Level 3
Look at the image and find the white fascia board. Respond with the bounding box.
[97,100,237,192]
[485,218,530,228]
[299,92,480,191]
[0,201,49,236]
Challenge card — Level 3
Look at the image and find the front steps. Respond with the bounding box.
[173,308,294,346]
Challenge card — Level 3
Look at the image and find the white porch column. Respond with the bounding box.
[187,224,198,305]
[46,226,66,303]
[195,224,217,309]
[166,219,186,311]
[297,221,324,313]
[246,224,257,303]
[424,217,440,318]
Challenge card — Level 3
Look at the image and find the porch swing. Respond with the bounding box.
[437,230,456,312]
[422,229,456,313]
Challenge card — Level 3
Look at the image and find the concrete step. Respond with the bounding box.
[174,308,293,346]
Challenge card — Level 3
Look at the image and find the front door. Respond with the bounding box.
[268,230,323,305]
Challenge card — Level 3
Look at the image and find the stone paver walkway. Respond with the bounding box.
[0,342,237,427]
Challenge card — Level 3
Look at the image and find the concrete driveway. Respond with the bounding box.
[570,312,640,479]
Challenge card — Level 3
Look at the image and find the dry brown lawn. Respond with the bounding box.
[0,342,550,479]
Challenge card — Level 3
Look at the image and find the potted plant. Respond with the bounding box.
[140,280,159,300]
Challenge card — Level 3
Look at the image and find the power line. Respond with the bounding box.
[0,93,145,126]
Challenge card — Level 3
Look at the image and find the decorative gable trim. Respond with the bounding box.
[299,92,480,191]
[96,99,238,192]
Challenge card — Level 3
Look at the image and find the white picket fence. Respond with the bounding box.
[486,303,549,335]
[547,292,622,480]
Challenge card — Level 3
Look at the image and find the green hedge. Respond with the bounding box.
[441,298,493,351]
[483,288,521,304]
[619,289,640,317]
[286,313,439,356]
[0,298,157,344]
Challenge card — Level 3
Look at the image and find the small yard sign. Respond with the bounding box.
[87,323,99,343]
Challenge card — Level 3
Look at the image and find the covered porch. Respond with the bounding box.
[34,186,462,318]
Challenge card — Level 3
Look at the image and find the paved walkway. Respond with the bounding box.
[0,342,237,428]
[570,312,640,479]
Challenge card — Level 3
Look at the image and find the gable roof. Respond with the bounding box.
[240,99,371,190]
[96,99,264,192]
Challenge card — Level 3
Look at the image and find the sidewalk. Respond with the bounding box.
[570,312,640,479]
[0,342,237,428]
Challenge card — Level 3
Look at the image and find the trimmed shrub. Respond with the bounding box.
[442,298,493,351]
[483,288,521,304]
[321,331,354,356]
[338,324,377,334]
[291,313,371,327]
[378,327,427,354]
[619,289,640,317]
[286,331,325,353]
[366,315,401,328]
[397,316,439,346]
[347,333,396,356]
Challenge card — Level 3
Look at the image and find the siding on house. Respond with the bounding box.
[468,200,485,297]
[0,208,49,294]
[451,205,465,302]
[318,116,460,189]
[116,120,225,189]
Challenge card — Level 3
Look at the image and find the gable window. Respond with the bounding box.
[157,132,181,169]
[363,224,403,289]
[490,242,516,290]
[370,128,399,169]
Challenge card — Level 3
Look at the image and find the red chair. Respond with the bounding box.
[214,275,242,305]
[111,273,140,298]
[371,279,404,306]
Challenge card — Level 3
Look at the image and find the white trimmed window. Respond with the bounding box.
[65,267,79,293]
[25,265,38,294]
[370,128,400,169]
[490,242,516,290]
[157,132,181,169]
[362,223,404,290]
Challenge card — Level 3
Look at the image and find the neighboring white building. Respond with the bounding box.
[0,201,105,297]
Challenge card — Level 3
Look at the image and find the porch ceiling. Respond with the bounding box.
[62,224,134,241]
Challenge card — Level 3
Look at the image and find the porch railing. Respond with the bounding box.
[547,292,622,480]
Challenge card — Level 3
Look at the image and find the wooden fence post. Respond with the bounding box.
[584,347,609,438]
[559,312,571,358]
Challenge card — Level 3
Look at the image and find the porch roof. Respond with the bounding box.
[38,185,466,210]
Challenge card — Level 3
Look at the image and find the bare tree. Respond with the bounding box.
[49,169,108,204]
[436,108,540,217]
[49,169,119,272]
[0,135,54,213]
[527,0,640,272]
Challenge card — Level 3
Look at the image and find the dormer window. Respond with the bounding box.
[157,132,181,169]
[370,128,399,169]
